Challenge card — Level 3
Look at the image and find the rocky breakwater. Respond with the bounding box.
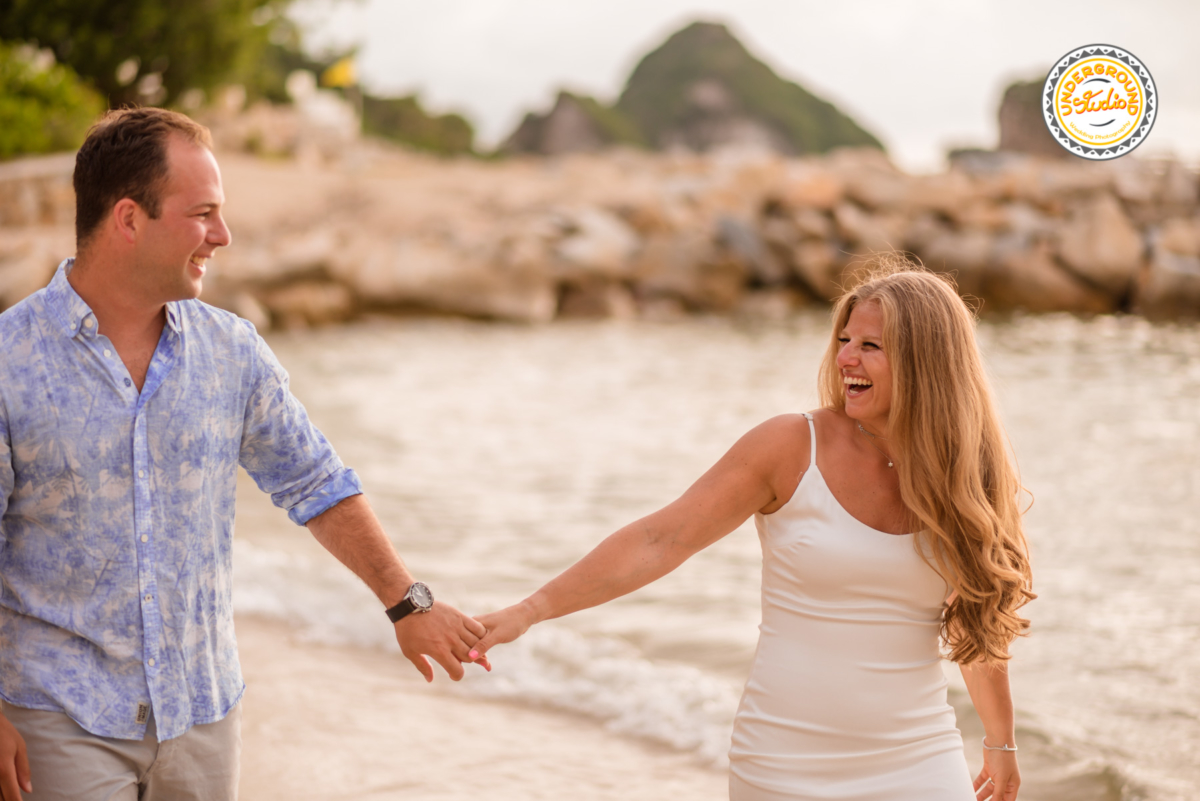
[1,145,1198,326]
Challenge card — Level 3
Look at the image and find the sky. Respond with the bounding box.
[289,0,1199,172]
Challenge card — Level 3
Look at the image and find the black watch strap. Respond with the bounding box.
[385,597,418,623]
[385,582,433,623]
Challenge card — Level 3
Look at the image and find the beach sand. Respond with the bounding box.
[236,615,728,800]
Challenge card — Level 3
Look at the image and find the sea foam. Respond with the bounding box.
[233,540,739,766]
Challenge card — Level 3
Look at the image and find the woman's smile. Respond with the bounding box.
[836,301,892,429]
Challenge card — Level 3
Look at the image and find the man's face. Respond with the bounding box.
[133,135,231,303]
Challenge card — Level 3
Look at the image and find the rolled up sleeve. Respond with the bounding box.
[238,326,363,525]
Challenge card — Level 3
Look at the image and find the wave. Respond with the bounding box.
[233,540,739,766]
[233,540,1175,797]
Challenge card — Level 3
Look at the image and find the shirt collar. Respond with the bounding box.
[45,259,97,338]
[45,258,185,338]
[164,301,183,334]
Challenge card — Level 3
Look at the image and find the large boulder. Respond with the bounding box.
[828,148,910,210]
[790,239,846,301]
[553,207,640,279]
[1055,194,1144,294]
[775,162,844,210]
[906,171,976,217]
[0,227,71,311]
[558,278,638,319]
[1161,162,1200,209]
[986,242,1116,314]
[0,153,76,227]
[331,236,557,323]
[832,203,908,255]
[632,230,745,311]
[716,215,787,285]
[259,280,355,328]
[919,229,995,298]
[1137,217,1200,319]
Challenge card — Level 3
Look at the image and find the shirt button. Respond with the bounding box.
[144,594,152,603]
[148,658,156,667]
[104,349,112,358]
[138,470,145,478]
[140,535,148,543]
[83,318,94,328]
[124,378,132,387]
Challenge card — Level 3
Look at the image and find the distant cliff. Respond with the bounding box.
[998,79,1067,159]
[504,21,881,156]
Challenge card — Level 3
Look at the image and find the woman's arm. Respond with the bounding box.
[960,660,1021,801]
[468,416,808,660]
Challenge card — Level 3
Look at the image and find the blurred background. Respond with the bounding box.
[2,3,1199,800]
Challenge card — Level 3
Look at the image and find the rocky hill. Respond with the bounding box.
[616,21,881,155]
[505,21,881,156]
[503,91,642,155]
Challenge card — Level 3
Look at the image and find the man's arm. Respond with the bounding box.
[304,494,487,681]
[0,407,32,798]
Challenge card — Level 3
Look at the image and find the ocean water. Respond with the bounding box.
[232,311,1200,800]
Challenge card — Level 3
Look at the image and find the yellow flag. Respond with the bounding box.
[320,57,357,88]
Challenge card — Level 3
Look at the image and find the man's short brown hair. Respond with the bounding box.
[73,107,213,249]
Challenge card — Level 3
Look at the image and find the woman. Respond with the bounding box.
[469,259,1034,801]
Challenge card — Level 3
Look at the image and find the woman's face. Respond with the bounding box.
[836,301,893,433]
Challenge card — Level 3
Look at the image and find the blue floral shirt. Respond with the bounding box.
[0,260,362,741]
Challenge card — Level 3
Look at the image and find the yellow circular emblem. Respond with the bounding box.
[1043,45,1156,160]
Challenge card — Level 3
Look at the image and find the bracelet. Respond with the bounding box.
[982,737,1018,752]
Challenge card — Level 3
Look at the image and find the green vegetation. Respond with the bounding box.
[362,94,474,155]
[615,21,882,154]
[567,92,644,146]
[238,22,352,106]
[0,0,290,107]
[0,41,105,160]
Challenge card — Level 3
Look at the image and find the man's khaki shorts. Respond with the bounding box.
[2,701,241,801]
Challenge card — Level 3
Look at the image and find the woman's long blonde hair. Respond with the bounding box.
[818,256,1035,664]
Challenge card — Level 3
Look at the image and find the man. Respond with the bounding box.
[0,108,486,800]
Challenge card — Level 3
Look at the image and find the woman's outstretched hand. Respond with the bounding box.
[973,748,1019,801]
[468,600,540,663]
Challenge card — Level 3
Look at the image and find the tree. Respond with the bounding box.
[0,0,290,108]
[0,41,105,159]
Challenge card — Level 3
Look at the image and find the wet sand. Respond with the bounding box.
[236,615,727,800]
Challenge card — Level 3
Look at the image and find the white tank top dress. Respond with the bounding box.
[728,413,974,800]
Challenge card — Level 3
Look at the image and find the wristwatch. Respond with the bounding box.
[385,582,434,623]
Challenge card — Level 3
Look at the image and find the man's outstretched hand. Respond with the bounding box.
[394,602,491,682]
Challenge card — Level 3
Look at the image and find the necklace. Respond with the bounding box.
[856,422,893,468]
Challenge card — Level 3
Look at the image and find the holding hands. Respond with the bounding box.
[392,601,491,682]
[467,600,542,663]
[394,598,536,678]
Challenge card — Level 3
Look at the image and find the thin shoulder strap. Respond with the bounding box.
[803,412,817,466]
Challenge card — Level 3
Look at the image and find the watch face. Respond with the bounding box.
[409,582,433,609]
